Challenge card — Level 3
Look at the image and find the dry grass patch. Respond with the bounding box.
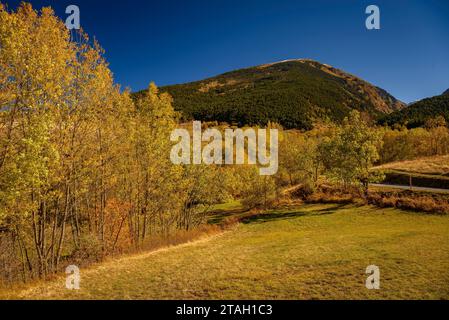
[2,204,449,300]
[374,155,449,176]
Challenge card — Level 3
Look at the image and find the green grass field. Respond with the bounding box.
[2,203,449,300]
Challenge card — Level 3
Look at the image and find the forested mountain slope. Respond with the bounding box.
[134,59,405,129]
[379,91,449,128]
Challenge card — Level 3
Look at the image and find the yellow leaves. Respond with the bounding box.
[0,2,127,210]
[0,3,75,111]
[149,82,159,96]
[0,2,209,281]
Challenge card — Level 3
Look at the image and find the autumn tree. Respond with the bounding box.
[319,111,383,194]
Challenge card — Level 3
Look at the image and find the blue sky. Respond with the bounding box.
[3,0,449,103]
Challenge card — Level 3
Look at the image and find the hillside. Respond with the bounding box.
[4,203,449,300]
[134,60,405,129]
[373,155,449,190]
[374,155,449,176]
[379,92,449,128]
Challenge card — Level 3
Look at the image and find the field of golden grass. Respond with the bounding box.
[2,203,449,300]
[374,155,449,176]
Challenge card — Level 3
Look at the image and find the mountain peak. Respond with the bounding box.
[256,59,405,114]
[135,60,406,130]
[258,58,320,68]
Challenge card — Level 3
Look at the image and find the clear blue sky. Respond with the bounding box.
[4,0,449,103]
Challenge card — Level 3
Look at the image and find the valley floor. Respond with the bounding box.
[2,204,449,300]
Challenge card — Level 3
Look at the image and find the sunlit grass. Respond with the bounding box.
[374,155,449,176]
[3,203,449,300]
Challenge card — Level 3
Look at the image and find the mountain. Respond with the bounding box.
[134,59,405,129]
[379,92,449,128]
[443,89,449,96]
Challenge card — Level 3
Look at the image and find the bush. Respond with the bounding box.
[367,192,449,215]
[293,183,449,215]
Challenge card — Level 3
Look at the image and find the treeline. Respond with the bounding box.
[277,111,383,194]
[0,4,243,284]
[277,115,449,215]
[278,114,449,190]
[0,3,302,285]
[379,117,449,163]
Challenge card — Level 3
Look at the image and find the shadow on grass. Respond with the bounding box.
[241,203,349,224]
[208,207,248,224]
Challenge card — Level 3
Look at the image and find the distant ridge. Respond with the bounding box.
[379,91,449,128]
[134,59,406,129]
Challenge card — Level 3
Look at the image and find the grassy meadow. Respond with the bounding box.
[373,155,449,190]
[3,203,449,300]
[374,155,449,176]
